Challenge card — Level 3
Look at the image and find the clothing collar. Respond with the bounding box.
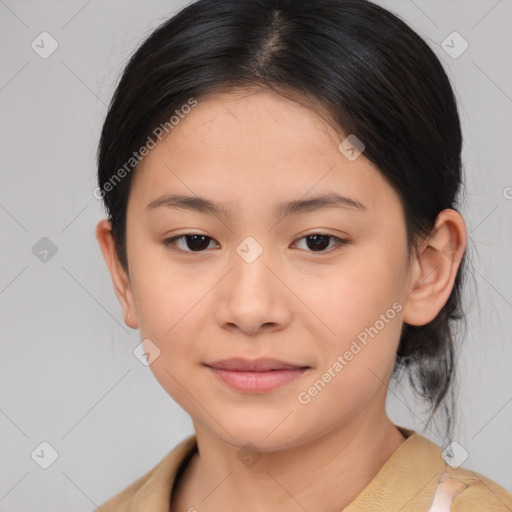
[126,425,448,511]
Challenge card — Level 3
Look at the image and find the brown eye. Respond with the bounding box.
[163,232,349,255]
[163,234,218,252]
[294,234,349,253]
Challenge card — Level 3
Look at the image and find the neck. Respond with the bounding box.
[172,414,407,512]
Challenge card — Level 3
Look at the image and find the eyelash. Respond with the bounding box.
[162,233,349,255]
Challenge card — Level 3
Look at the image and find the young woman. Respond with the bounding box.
[93,0,512,510]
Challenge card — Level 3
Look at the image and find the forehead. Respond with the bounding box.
[128,88,401,219]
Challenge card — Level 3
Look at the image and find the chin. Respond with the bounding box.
[206,416,307,452]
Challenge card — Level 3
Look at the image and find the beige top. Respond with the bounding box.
[93,425,512,511]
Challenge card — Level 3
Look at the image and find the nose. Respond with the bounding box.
[214,245,291,336]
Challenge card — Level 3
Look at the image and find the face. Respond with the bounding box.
[117,88,414,450]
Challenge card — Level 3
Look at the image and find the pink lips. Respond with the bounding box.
[205,358,309,393]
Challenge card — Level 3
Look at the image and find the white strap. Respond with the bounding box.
[427,472,466,512]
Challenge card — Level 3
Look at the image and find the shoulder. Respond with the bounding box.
[390,427,512,512]
[442,465,512,512]
[91,434,198,512]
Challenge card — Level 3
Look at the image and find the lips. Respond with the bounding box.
[204,358,310,393]
[205,357,308,372]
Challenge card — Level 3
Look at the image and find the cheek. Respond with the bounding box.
[129,248,209,339]
[301,248,405,399]
[133,273,207,414]
[306,261,403,344]
[295,299,403,428]
[142,352,205,420]
[128,250,210,393]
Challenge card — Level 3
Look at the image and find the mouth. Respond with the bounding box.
[204,358,311,393]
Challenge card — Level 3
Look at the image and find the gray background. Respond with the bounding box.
[0,0,511,510]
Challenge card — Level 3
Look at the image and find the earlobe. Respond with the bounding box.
[95,219,139,330]
[402,209,467,327]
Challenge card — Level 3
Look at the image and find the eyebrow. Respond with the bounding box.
[145,192,367,218]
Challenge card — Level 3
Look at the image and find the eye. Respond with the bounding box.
[293,233,349,253]
[163,234,219,253]
[163,233,349,254]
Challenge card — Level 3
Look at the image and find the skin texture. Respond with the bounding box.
[96,87,467,511]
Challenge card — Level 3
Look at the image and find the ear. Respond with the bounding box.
[95,219,139,329]
[402,209,467,326]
